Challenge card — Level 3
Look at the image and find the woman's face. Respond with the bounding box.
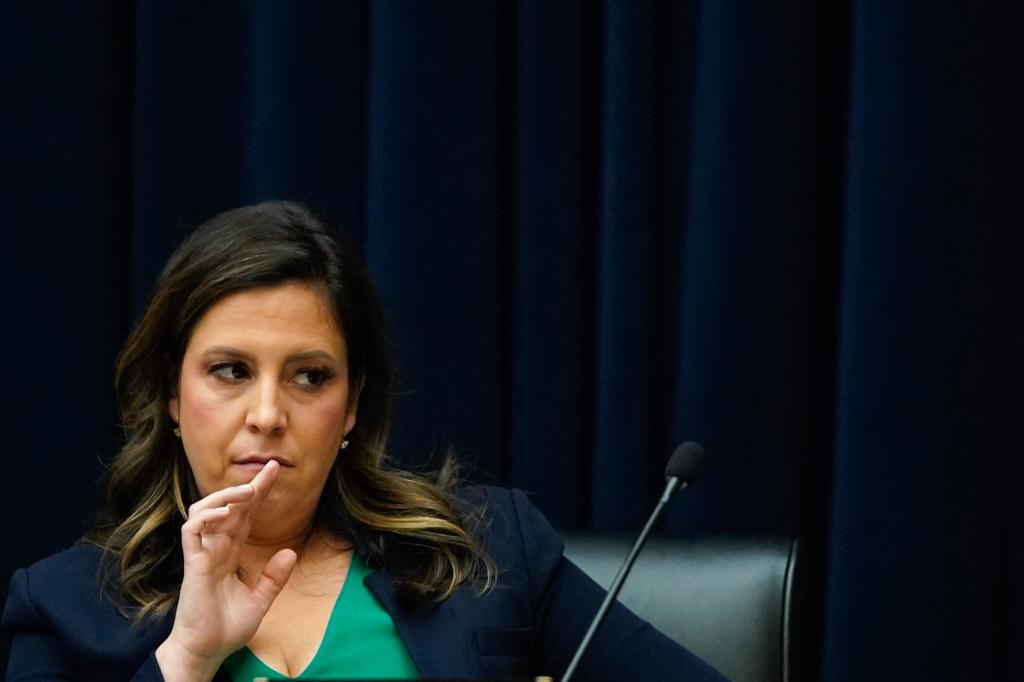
[169,282,358,534]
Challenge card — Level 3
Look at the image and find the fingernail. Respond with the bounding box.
[239,483,254,493]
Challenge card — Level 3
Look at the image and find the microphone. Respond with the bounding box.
[560,442,706,682]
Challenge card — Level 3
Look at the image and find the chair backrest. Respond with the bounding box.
[562,534,801,682]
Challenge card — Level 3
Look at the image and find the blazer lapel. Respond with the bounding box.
[365,571,477,678]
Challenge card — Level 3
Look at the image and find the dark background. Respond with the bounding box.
[2,2,1022,680]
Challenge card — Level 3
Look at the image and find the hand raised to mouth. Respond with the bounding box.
[155,460,298,682]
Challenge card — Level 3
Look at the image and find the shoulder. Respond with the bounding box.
[17,542,106,578]
[4,543,107,628]
[453,485,560,545]
[453,485,564,595]
[3,543,171,668]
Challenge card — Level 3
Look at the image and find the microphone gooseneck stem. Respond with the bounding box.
[560,477,687,682]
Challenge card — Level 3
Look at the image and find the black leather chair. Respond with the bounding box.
[562,535,801,682]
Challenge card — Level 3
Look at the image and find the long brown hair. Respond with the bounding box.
[86,201,495,620]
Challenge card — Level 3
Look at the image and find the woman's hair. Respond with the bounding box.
[86,201,495,620]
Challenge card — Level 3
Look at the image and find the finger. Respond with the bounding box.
[193,499,259,544]
[247,460,281,507]
[187,484,255,518]
[180,506,231,555]
[251,548,297,608]
[191,463,281,544]
[249,459,280,495]
[186,463,281,546]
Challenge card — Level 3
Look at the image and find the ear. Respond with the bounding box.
[168,396,179,424]
[343,375,364,436]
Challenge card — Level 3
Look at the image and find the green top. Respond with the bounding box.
[223,554,421,681]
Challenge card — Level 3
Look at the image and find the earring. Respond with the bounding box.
[340,439,350,450]
[173,412,181,438]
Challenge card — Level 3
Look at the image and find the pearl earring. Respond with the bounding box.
[340,439,350,450]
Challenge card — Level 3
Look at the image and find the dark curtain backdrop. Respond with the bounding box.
[2,2,1022,680]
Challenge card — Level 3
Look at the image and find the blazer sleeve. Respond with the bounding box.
[3,567,165,682]
[507,489,728,682]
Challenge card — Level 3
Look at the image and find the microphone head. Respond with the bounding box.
[665,441,705,483]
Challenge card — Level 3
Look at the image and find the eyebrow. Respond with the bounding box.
[199,346,339,365]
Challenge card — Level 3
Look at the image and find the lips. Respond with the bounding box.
[232,455,295,468]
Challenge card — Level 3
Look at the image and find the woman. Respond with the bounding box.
[3,202,724,681]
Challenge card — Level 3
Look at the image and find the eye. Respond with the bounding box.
[210,362,250,382]
[295,367,332,388]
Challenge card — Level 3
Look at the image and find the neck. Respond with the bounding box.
[237,522,351,585]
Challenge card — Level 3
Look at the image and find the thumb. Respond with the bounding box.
[251,548,297,607]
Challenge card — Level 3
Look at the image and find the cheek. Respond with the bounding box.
[305,396,351,453]
[178,379,238,489]
[180,381,235,438]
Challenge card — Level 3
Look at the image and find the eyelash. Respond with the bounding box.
[208,362,334,390]
[210,362,249,382]
[295,367,334,388]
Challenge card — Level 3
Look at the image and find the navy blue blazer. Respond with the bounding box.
[3,487,726,681]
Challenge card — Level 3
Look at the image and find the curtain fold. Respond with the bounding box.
[508,0,589,524]
[825,2,1024,679]
[592,0,656,528]
[364,1,504,477]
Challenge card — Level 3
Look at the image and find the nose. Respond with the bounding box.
[246,377,287,434]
